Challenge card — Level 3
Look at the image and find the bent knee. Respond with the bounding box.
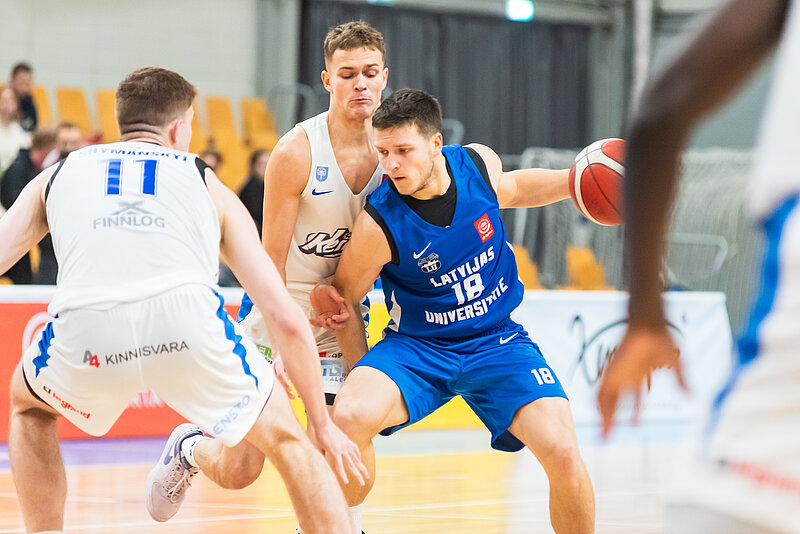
[537,441,585,478]
[332,402,376,444]
[220,453,265,489]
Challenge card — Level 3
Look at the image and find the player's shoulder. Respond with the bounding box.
[270,125,312,169]
[366,176,393,206]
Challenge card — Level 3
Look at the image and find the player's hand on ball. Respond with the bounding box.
[597,325,686,438]
[313,420,369,486]
[309,283,350,330]
[271,355,296,399]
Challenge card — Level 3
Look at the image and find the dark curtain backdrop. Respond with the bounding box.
[300,0,591,154]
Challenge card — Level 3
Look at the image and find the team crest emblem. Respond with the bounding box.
[417,253,441,273]
[315,166,329,182]
[474,214,494,242]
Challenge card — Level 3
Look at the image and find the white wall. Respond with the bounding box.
[0,0,267,127]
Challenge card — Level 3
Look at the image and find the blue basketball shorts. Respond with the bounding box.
[354,318,567,452]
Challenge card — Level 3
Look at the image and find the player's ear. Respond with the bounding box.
[167,118,181,147]
[432,132,443,154]
[321,69,332,93]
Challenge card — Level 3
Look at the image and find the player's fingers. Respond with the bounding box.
[597,384,619,439]
[333,456,350,485]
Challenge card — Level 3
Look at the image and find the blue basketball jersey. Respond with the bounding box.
[368,144,524,338]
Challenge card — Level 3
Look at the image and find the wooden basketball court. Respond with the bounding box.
[0,424,694,533]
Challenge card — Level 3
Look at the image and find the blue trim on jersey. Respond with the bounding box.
[237,292,254,323]
[215,292,258,388]
[33,322,55,377]
[708,195,797,431]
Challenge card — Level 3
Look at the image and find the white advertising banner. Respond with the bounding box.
[514,290,734,425]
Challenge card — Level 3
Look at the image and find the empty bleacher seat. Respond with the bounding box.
[241,97,279,150]
[55,87,93,137]
[95,89,120,143]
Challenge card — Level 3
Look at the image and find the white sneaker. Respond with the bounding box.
[145,423,203,522]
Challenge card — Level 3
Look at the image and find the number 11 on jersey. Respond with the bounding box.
[104,158,159,196]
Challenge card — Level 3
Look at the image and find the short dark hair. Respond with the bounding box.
[324,21,386,63]
[11,62,32,78]
[115,67,196,135]
[372,88,442,138]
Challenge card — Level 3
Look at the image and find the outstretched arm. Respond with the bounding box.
[207,168,366,484]
[468,143,570,209]
[597,0,789,436]
[0,167,53,276]
[328,210,391,371]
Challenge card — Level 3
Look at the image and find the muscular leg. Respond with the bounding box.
[244,382,351,534]
[330,366,409,507]
[8,361,66,533]
[192,436,265,490]
[509,397,595,534]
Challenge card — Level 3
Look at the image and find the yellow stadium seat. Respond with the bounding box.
[0,276,12,285]
[31,86,53,128]
[512,245,543,289]
[560,246,613,291]
[212,131,249,192]
[55,87,93,137]
[205,96,248,191]
[188,102,208,155]
[241,97,279,150]
[206,96,239,137]
[96,89,120,142]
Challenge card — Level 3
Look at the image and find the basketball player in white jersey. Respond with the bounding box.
[597,1,798,532]
[157,21,387,534]
[0,67,365,534]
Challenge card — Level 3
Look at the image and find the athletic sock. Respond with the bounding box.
[349,504,363,533]
[180,434,207,468]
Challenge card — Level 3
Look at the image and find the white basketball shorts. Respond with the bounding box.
[238,300,346,397]
[22,284,274,447]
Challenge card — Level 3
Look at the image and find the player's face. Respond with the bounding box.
[322,47,387,120]
[375,123,443,198]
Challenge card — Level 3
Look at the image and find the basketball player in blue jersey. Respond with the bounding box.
[598,0,800,532]
[0,67,364,534]
[312,88,596,533]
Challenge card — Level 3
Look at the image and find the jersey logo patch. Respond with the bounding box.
[412,242,432,260]
[311,188,333,196]
[315,166,329,182]
[298,228,351,257]
[474,214,494,242]
[417,252,441,273]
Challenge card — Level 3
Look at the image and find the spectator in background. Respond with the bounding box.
[199,148,222,171]
[42,121,86,169]
[0,87,31,174]
[0,129,55,284]
[238,148,270,237]
[8,63,37,133]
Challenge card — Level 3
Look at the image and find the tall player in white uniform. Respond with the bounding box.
[0,67,365,534]
[597,1,799,532]
[161,21,387,534]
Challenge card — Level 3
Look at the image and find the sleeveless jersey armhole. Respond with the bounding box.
[464,146,496,198]
[194,156,210,185]
[44,158,68,203]
[364,201,400,265]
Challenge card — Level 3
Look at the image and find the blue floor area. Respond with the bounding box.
[0,420,695,470]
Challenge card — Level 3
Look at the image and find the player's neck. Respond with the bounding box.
[327,107,374,148]
[120,132,171,148]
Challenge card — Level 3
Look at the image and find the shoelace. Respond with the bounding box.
[165,459,198,503]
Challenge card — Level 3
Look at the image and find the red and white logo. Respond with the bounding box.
[474,214,494,242]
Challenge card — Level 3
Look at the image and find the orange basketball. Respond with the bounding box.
[568,138,625,226]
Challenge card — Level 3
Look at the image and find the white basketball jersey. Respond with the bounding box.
[47,141,220,315]
[286,112,384,295]
[748,0,800,218]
